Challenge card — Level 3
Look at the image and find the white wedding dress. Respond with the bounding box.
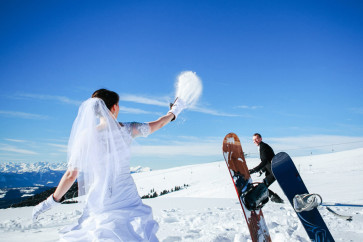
[59,116,159,241]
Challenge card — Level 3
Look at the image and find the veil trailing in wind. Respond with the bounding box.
[60,98,159,241]
[67,98,131,210]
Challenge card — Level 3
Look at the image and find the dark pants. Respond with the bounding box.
[263,163,276,187]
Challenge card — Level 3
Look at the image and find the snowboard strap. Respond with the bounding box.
[325,207,353,221]
[293,193,322,212]
[293,193,353,221]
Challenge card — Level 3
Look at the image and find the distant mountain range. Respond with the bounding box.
[0,162,67,188]
[0,161,151,209]
[0,161,151,188]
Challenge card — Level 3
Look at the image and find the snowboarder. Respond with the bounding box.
[248,133,284,204]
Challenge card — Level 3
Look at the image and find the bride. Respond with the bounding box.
[32,89,185,241]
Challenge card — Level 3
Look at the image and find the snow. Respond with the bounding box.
[1,148,363,241]
[0,162,151,190]
[0,161,150,174]
[0,162,67,173]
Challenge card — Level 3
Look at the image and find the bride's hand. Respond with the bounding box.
[168,98,186,121]
[32,194,61,221]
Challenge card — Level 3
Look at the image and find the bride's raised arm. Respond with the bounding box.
[148,98,186,134]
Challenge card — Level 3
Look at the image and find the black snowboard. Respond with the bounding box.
[271,152,334,242]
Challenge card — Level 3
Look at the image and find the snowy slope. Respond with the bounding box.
[0,148,362,241]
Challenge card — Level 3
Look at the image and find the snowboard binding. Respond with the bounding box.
[242,182,269,211]
[293,193,322,212]
[293,193,353,221]
[232,170,249,197]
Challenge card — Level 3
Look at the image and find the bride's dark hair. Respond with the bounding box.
[91,89,119,110]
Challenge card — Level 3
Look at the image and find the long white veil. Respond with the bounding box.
[67,98,131,210]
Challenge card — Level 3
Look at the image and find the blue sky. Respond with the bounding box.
[1,0,363,169]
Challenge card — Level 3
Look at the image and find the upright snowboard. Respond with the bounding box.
[223,133,271,242]
[271,152,334,242]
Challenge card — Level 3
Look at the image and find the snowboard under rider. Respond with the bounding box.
[248,133,284,204]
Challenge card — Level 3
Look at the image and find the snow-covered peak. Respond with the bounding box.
[0,161,151,174]
[130,166,152,173]
[0,161,67,173]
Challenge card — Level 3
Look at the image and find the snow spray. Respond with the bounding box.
[175,71,202,108]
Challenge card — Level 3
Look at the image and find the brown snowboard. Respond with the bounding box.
[223,133,271,242]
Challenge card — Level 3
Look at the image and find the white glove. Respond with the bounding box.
[169,98,186,121]
[32,194,60,221]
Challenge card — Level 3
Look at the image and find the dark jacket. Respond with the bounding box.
[251,141,276,185]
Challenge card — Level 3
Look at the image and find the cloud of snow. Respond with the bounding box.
[175,71,202,108]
